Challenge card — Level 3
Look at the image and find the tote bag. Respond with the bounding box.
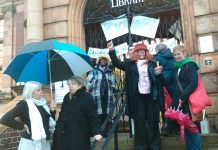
[186,65,212,114]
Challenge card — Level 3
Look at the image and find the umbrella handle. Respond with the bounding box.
[177,105,182,111]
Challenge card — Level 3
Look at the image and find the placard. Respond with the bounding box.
[131,16,160,39]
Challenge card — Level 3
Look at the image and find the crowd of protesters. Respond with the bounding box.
[0,41,202,150]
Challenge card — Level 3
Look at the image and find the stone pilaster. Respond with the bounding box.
[26,0,43,42]
[1,5,16,92]
[179,0,198,56]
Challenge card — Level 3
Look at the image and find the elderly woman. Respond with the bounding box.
[108,42,163,150]
[171,45,201,149]
[0,81,56,150]
[85,54,116,137]
[52,76,102,150]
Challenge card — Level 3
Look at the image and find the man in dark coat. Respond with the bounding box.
[52,76,102,150]
[108,41,163,150]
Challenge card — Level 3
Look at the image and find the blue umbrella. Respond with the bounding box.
[3,40,93,84]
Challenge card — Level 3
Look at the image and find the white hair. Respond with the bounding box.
[22,81,42,100]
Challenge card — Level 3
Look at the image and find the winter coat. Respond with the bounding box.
[155,49,176,100]
[52,87,101,150]
[85,66,116,115]
[171,62,198,114]
[155,49,176,83]
[109,50,163,120]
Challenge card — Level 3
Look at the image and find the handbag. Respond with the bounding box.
[175,68,203,122]
[186,65,212,114]
[189,104,203,122]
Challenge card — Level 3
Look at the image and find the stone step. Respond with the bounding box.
[93,134,218,150]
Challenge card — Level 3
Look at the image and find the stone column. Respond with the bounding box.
[1,6,16,92]
[179,0,198,56]
[26,0,43,42]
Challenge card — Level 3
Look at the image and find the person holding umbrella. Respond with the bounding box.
[170,45,201,149]
[108,41,163,150]
[0,81,56,150]
[52,76,102,150]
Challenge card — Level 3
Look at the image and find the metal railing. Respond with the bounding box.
[90,87,128,150]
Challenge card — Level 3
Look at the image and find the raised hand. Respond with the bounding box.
[107,41,114,50]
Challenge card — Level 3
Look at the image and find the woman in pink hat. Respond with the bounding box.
[108,42,163,150]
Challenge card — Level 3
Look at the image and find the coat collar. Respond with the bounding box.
[69,86,86,99]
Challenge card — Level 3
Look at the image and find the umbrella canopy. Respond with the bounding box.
[164,108,199,144]
[3,40,93,84]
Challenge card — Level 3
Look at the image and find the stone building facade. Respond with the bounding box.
[0,0,218,149]
[0,0,217,114]
[0,0,217,108]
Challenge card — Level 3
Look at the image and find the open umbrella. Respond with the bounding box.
[164,108,199,144]
[3,40,93,101]
[3,40,92,84]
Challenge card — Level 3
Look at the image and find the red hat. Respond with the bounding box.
[134,43,148,53]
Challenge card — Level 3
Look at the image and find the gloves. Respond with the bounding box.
[94,134,103,141]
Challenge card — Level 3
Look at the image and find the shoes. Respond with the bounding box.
[167,131,179,137]
[161,127,180,137]
[161,127,170,136]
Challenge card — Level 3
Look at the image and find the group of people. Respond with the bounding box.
[0,41,201,150]
[107,41,201,150]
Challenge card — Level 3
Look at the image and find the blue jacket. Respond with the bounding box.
[155,49,176,84]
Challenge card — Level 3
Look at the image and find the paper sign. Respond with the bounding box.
[131,16,160,39]
[199,36,214,53]
[114,43,128,56]
[169,19,182,41]
[164,38,177,51]
[101,18,128,41]
[55,81,69,104]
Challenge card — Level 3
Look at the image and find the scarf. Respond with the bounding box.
[175,57,200,70]
[25,98,56,149]
[137,59,148,66]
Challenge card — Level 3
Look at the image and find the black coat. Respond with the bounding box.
[0,100,52,140]
[52,87,101,150]
[171,62,198,114]
[109,50,163,120]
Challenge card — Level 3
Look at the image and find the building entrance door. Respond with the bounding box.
[83,0,182,49]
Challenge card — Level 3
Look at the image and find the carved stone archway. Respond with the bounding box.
[67,0,197,56]
[67,0,88,50]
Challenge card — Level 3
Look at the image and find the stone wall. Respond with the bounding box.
[43,0,69,42]
[0,127,21,150]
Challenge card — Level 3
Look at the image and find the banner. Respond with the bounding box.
[88,47,109,59]
[131,16,160,39]
[143,38,177,54]
[101,18,128,41]
[88,43,129,58]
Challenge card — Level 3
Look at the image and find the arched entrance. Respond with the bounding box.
[83,0,182,49]
[81,0,183,134]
